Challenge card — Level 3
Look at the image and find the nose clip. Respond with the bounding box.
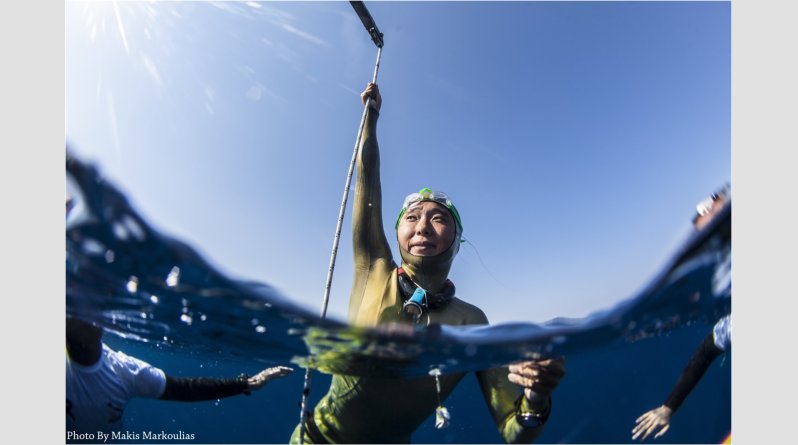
[402,287,426,323]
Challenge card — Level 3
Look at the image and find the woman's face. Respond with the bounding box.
[397,201,456,257]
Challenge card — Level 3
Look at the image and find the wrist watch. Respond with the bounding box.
[515,397,551,429]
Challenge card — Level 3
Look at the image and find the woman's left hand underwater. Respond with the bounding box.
[247,366,294,391]
[508,357,566,408]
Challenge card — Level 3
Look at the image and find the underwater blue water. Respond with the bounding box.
[67,153,730,443]
[113,324,730,444]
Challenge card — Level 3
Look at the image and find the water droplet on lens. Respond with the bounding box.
[112,222,129,240]
[552,336,566,344]
[122,214,145,241]
[81,239,106,255]
[166,266,180,287]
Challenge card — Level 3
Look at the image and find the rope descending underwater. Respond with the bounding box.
[297,4,384,443]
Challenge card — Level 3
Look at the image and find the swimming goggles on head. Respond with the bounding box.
[692,184,730,223]
[395,188,463,232]
[694,194,719,218]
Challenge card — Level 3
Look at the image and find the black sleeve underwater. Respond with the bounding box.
[159,375,250,402]
[663,332,724,412]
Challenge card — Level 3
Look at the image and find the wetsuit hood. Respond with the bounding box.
[398,218,462,293]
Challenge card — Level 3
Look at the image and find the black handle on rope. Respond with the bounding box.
[350,1,384,48]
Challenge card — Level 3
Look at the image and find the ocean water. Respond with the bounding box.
[66,153,731,443]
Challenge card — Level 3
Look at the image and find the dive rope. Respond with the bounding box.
[298,3,384,443]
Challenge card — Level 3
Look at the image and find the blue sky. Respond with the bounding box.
[65,1,730,324]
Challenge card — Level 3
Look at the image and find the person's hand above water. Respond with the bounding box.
[508,357,566,410]
[632,405,673,441]
[247,366,294,391]
[361,82,382,112]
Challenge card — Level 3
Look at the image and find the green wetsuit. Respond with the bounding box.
[290,109,543,444]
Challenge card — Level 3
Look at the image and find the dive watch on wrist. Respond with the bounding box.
[515,396,551,429]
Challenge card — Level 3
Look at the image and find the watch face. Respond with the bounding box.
[517,413,544,429]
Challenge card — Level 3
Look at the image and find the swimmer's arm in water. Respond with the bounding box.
[467,309,564,443]
[631,332,724,440]
[662,333,724,412]
[499,357,565,443]
[478,366,544,444]
[159,366,293,402]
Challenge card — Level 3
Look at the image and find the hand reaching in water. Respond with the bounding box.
[247,366,294,391]
[632,405,673,440]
